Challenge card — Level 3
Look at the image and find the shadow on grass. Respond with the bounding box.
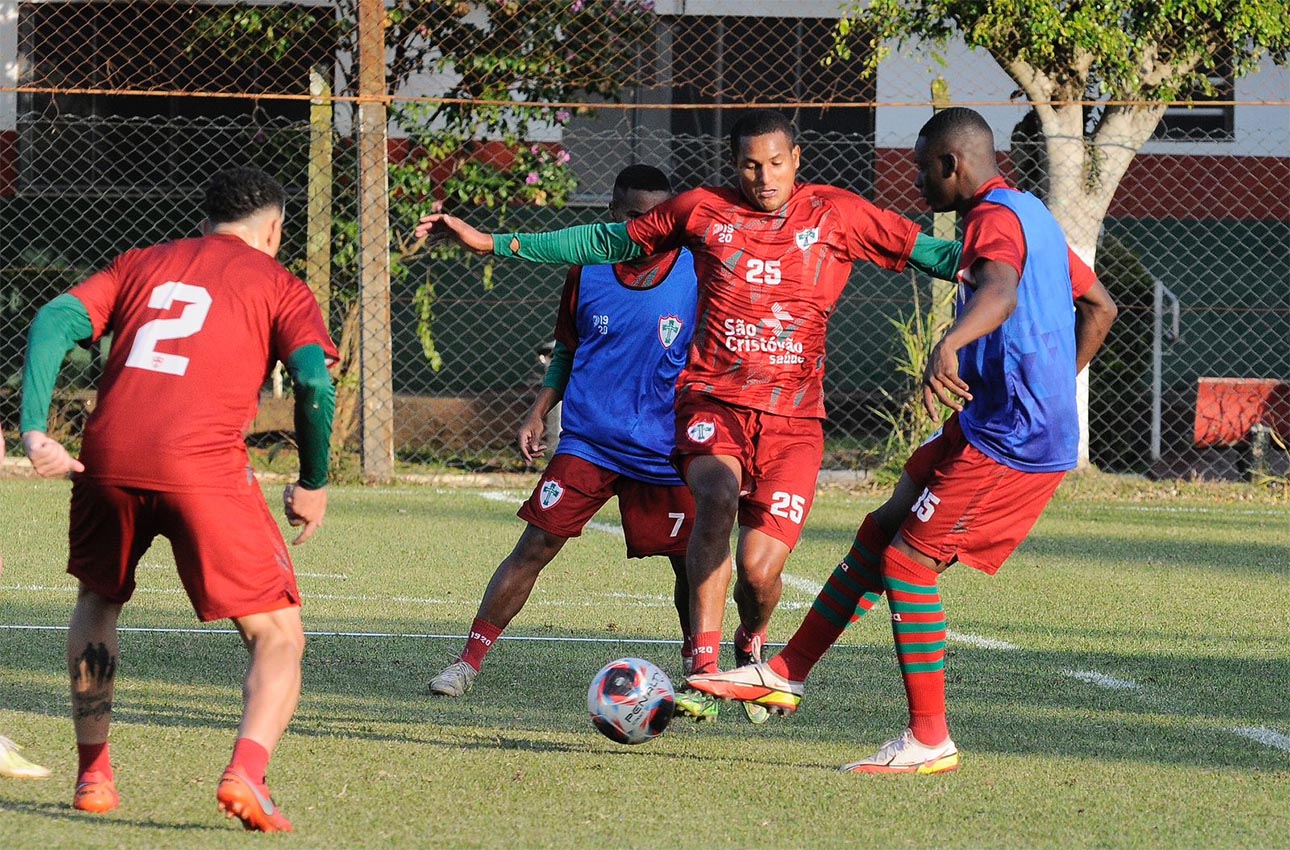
[2,599,1285,774]
[0,798,220,831]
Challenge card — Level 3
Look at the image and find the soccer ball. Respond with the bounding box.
[586,657,675,745]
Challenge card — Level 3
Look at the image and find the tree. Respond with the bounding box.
[190,0,655,450]
[834,0,1287,463]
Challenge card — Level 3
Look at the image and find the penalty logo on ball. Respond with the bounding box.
[587,657,675,745]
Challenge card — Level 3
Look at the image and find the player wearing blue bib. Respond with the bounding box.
[429,166,702,698]
[687,108,1118,772]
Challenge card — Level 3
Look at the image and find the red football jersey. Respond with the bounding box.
[960,176,1097,299]
[627,184,919,418]
[72,233,338,492]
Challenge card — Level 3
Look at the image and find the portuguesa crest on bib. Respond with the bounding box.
[658,315,683,348]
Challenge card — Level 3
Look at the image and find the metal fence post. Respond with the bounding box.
[930,78,956,337]
[357,0,393,482]
[307,65,333,318]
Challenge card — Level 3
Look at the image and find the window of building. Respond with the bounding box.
[16,2,334,193]
[1153,63,1236,142]
[664,16,876,192]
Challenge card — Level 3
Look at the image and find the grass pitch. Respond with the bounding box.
[0,475,1286,849]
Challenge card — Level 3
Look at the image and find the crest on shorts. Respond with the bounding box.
[539,479,564,509]
[658,315,683,349]
[687,418,716,444]
[795,227,819,251]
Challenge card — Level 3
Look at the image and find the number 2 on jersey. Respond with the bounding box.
[124,281,213,376]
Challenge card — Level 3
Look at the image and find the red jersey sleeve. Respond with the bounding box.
[1068,248,1097,299]
[826,187,920,271]
[553,267,581,351]
[964,203,1098,299]
[71,250,136,341]
[625,189,705,256]
[271,271,338,364]
[961,203,1026,280]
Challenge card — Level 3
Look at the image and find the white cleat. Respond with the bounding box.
[429,660,479,697]
[686,661,804,715]
[0,736,51,779]
[840,728,960,775]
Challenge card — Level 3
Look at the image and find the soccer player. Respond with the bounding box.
[686,107,1119,774]
[428,165,702,699]
[415,110,964,719]
[20,167,337,830]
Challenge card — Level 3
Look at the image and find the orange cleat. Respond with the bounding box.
[216,768,293,832]
[73,771,120,814]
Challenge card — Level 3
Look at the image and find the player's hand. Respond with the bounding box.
[517,412,548,464]
[282,483,327,545]
[21,431,85,478]
[922,338,973,417]
[414,214,494,254]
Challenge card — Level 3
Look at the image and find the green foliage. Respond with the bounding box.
[872,275,952,483]
[835,0,1287,101]
[186,1,655,377]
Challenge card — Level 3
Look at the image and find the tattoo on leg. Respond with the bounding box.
[71,642,117,721]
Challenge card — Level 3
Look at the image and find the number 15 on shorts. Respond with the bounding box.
[912,488,940,522]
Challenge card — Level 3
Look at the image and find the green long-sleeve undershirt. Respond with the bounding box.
[541,339,574,395]
[21,294,334,489]
[494,224,963,281]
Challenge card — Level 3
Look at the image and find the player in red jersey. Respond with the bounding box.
[20,168,337,830]
[416,110,963,721]
[687,108,1118,774]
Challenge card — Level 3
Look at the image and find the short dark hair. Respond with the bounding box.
[613,164,672,195]
[203,167,286,224]
[728,110,797,160]
[918,107,995,148]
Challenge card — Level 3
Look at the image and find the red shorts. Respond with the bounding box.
[673,393,823,549]
[67,477,300,622]
[899,415,1065,575]
[517,453,695,558]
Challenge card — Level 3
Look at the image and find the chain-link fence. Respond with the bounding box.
[2,1,1286,482]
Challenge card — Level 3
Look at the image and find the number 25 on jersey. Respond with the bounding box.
[124,281,213,376]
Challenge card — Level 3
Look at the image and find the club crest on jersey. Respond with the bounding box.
[795,227,819,251]
[658,315,683,348]
[539,479,564,509]
[687,418,716,444]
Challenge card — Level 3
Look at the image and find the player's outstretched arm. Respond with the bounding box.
[284,344,335,545]
[417,214,644,267]
[1073,278,1118,372]
[415,214,494,254]
[922,259,1019,417]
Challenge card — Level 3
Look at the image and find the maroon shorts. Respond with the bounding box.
[517,453,695,558]
[67,477,300,622]
[672,394,823,549]
[899,415,1065,575]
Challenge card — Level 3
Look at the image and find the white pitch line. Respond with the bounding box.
[947,630,1021,651]
[1229,726,1290,752]
[1062,669,1142,691]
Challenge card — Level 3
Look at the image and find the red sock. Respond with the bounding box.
[882,546,949,744]
[772,514,891,682]
[229,737,270,785]
[733,625,767,660]
[680,634,693,672]
[689,630,722,675]
[459,618,503,671]
[77,741,112,780]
